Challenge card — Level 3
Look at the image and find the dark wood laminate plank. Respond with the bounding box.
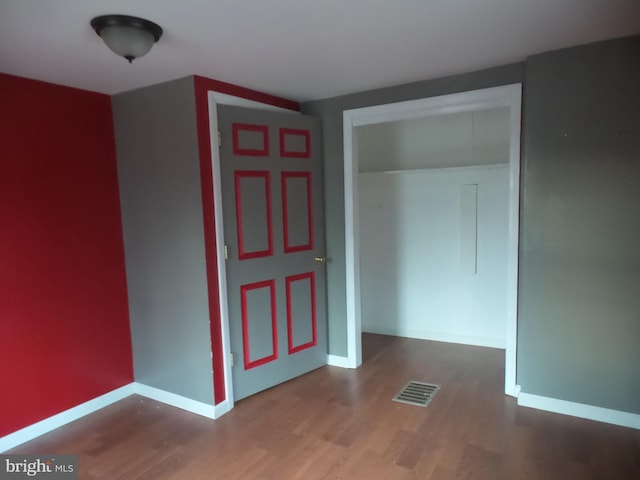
[8,333,640,479]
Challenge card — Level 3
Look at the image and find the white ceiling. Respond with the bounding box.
[1,0,639,102]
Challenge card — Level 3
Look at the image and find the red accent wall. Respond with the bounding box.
[0,73,133,437]
[193,75,299,405]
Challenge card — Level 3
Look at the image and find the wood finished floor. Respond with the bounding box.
[9,334,640,479]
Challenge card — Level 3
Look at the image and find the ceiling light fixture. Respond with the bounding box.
[91,14,163,63]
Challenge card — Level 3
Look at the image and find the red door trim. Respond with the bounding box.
[233,123,270,156]
[280,128,311,158]
[241,279,278,369]
[235,170,274,260]
[285,272,318,354]
[194,75,300,112]
[281,171,314,253]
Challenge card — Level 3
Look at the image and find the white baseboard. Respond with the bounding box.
[363,326,506,349]
[504,383,521,398]
[213,399,233,418]
[0,382,223,452]
[518,392,640,430]
[326,354,354,368]
[133,383,216,419]
[0,383,136,453]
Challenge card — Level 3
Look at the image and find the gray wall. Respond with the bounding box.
[518,36,640,413]
[112,76,215,404]
[304,34,640,415]
[302,64,524,356]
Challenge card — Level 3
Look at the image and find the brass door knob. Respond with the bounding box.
[314,256,327,264]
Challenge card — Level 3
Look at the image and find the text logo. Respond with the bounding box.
[0,455,77,480]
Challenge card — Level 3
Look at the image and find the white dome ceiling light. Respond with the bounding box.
[91,15,163,63]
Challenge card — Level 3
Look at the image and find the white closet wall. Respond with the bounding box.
[357,108,510,348]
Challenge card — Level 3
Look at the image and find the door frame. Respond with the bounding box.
[207,93,298,416]
[342,84,522,397]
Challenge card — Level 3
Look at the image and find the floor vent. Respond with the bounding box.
[393,381,440,407]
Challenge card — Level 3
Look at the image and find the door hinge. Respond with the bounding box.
[224,244,228,260]
[230,352,234,367]
[217,130,221,147]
